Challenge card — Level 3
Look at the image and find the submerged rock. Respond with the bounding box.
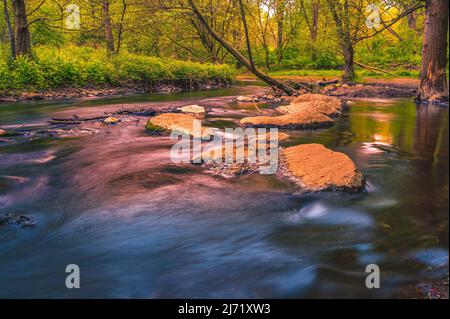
[178,105,206,119]
[0,213,36,228]
[281,143,364,192]
[103,116,120,125]
[240,108,334,129]
[147,113,214,138]
[237,95,259,102]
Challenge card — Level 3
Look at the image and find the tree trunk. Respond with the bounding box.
[237,0,255,70]
[407,11,417,31]
[102,0,115,55]
[311,0,320,42]
[276,0,284,64]
[187,0,295,95]
[419,0,449,102]
[115,0,127,54]
[12,0,31,57]
[342,43,355,83]
[3,0,16,59]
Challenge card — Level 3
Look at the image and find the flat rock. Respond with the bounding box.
[240,108,334,129]
[281,143,364,192]
[147,113,214,138]
[192,131,288,164]
[292,93,340,104]
[276,99,342,117]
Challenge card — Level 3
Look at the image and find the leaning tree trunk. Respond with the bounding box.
[187,0,295,95]
[102,0,116,55]
[3,0,16,59]
[12,0,31,57]
[419,0,449,102]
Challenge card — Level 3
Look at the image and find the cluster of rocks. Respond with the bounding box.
[240,93,342,129]
[236,94,283,103]
[144,94,365,192]
[320,83,417,98]
[45,127,102,138]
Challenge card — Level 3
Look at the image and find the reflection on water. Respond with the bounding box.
[0,92,448,298]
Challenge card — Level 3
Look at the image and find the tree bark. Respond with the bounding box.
[115,0,127,54]
[275,0,284,64]
[102,0,116,55]
[407,11,417,31]
[12,0,31,57]
[187,0,295,95]
[326,0,354,82]
[311,0,320,42]
[419,0,449,102]
[3,0,16,59]
[342,43,355,83]
[237,0,255,71]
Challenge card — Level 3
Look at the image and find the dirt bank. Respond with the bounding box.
[0,79,231,103]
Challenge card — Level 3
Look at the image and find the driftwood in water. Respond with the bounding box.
[49,115,109,125]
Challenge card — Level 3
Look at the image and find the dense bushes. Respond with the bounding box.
[0,46,236,92]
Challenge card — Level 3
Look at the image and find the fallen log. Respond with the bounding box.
[316,79,340,87]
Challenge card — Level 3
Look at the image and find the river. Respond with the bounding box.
[0,86,448,298]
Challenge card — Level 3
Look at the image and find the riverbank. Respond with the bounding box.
[0,79,231,103]
[238,72,420,99]
[1,75,420,104]
[0,46,235,103]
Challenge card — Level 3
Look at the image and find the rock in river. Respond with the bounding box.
[240,108,334,129]
[103,116,120,125]
[178,105,206,119]
[281,143,364,192]
[0,213,36,228]
[292,93,340,104]
[0,129,7,136]
[276,99,342,117]
[147,113,214,138]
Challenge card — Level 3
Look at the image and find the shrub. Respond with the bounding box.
[0,45,236,93]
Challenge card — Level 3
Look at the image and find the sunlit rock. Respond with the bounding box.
[281,143,364,192]
[240,108,334,129]
[178,105,206,119]
[276,99,342,117]
[291,93,340,104]
[147,113,214,138]
[0,129,6,136]
[103,116,120,125]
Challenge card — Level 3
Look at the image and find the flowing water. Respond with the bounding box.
[0,87,448,298]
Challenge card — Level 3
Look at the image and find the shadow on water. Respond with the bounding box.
[0,90,448,298]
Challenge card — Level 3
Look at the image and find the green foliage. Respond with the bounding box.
[0,46,236,93]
